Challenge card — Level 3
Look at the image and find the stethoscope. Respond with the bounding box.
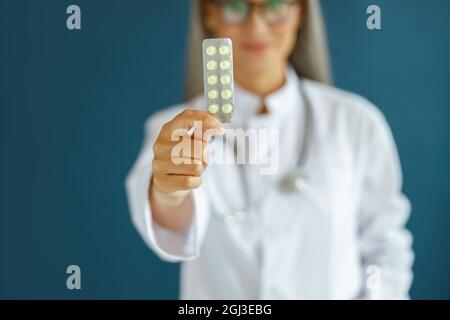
[210,79,326,225]
[277,78,312,193]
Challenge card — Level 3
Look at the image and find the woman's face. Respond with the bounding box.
[204,0,302,76]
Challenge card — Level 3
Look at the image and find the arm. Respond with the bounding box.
[149,180,195,232]
[357,108,414,299]
[125,108,223,262]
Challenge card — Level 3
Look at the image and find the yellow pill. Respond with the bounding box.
[208,90,218,99]
[219,45,230,55]
[220,60,231,70]
[208,104,219,114]
[220,74,231,85]
[206,46,217,56]
[221,89,232,99]
[206,60,217,70]
[207,75,218,85]
[222,103,233,114]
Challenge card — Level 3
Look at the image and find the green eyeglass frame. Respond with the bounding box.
[209,0,300,25]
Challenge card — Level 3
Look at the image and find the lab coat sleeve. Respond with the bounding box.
[125,111,210,263]
[357,107,414,300]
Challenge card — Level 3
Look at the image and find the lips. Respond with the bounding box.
[242,42,269,53]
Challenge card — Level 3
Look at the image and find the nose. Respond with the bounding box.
[243,8,268,35]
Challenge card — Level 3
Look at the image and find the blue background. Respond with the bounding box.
[1,0,449,299]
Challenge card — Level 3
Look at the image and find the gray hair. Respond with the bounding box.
[184,0,332,100]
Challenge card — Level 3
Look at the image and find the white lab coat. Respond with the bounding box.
[125,67,413,300]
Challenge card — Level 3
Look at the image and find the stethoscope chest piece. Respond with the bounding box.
[278,169,309,193]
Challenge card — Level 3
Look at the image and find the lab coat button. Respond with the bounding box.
[268,286,283,299]
[224,214,236,225]
[268,228,279,238]
[234,210,246,222]
[224,210,246,225]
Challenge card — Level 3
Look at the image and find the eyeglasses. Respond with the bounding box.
[209,0,300,25]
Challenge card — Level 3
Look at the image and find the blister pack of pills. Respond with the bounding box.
[202,38,235,123]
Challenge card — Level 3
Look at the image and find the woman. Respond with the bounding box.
[126,0,414,299]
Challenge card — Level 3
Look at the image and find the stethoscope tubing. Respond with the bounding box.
[209,78,322,221]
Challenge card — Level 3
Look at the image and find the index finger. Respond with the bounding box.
[164,109,224,141]
[176,109,223,130]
